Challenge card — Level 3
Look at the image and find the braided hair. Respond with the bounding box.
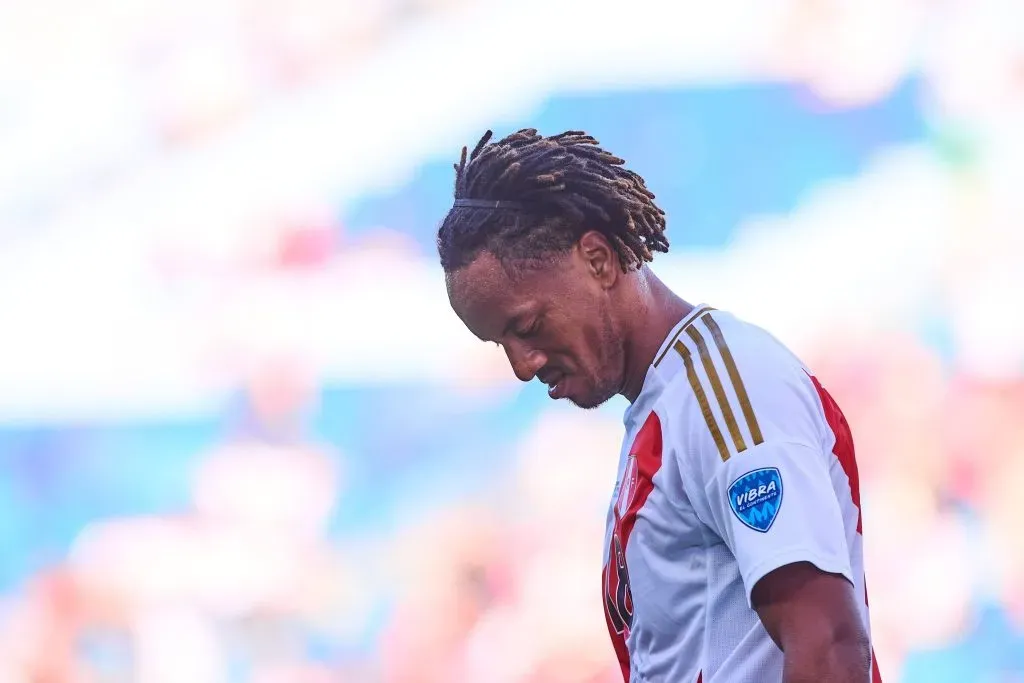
[436,129,669,274]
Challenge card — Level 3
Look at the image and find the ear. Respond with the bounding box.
[577,230,619,288]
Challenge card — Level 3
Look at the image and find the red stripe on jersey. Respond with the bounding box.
[810,374,882,682]
[603,411,664,682]
[809,374,862,533]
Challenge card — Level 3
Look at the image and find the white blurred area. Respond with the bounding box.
[0,0,1023,682]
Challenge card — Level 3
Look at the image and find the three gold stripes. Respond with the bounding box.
[659,310,763,461]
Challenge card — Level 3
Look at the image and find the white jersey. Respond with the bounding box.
[601,305,881,683]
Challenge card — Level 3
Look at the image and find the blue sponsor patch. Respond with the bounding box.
[728,467,783,533]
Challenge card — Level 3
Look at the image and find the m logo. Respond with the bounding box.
[728,467,783,532]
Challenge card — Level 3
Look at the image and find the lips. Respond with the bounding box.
[541,373,567,399]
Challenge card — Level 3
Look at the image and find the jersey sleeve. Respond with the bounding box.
[661,313,854,606]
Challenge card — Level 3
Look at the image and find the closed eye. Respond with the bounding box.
[516,320,542,339]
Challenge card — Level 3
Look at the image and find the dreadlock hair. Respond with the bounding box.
[436,128,669,274]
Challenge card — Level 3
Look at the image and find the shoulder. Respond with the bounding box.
[652,308,827,469]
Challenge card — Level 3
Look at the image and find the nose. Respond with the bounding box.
[504,340,547,383]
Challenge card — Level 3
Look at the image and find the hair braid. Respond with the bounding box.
[437,128,669,272]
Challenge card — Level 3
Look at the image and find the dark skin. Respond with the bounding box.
[754,563,873,683]
[446,231,690,407]
[446,231,872,681]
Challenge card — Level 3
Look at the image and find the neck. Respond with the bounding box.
[619,269,693,403]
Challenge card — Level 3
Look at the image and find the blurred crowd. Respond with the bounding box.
[2,0,1024,681]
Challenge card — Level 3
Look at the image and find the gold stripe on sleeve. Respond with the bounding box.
[702,314,764,446]
[685,324,747,453]
[674,340,730,462]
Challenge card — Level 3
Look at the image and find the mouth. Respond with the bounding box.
[541,373,568,400]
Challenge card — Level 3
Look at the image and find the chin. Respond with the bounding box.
[566,388,617,410]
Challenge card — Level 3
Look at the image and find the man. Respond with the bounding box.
[437,128,880,683]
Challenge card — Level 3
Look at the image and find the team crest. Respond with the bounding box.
[728,467,783,532]
[615,454,639,516]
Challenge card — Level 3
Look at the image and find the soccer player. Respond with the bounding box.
[436,129,881,683]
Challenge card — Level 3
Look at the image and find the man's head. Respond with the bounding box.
[437,129,670,408]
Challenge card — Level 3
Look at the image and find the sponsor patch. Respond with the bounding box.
[728,467,783,532]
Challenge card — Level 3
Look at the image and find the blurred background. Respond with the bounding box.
[1,0,1023,681]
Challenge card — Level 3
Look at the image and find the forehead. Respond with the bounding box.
[446,252,568,337]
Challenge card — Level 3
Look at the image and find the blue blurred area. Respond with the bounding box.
[0,423,213,588]
[902,603,1024,682]
[0,383,551,592]
[343,79,927,250]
